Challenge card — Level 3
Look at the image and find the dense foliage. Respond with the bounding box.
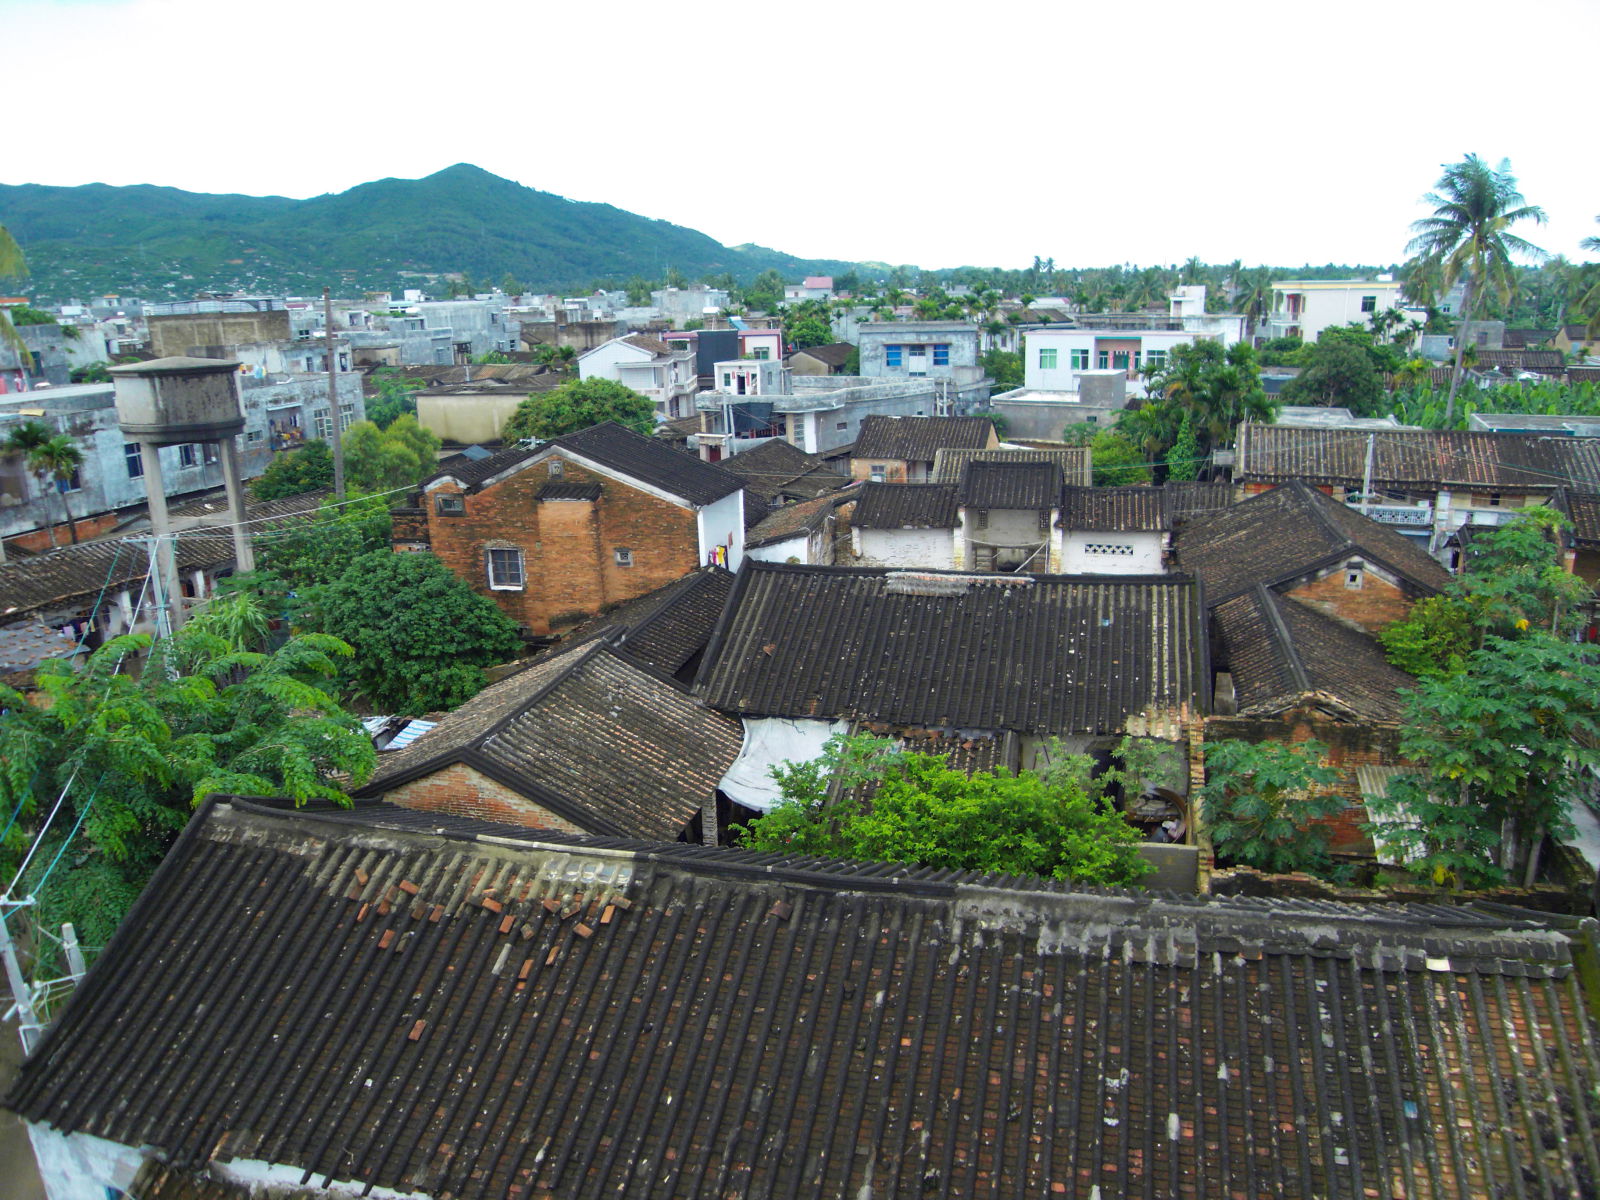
[737,734,1152,886]
[312,550,522,714]
[1201,739,1344,875]
[364,368,424,429]
[502,377,654,440]
[341,414,441,493]
[251,439,334,500]
[1369,510,1599,887]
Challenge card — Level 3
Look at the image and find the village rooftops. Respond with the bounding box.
[960,459,1060,509]
[1059,485,1168,532]
[851,483,961,529]
[1236,423,1600,493]
[10,794,1598,1200]
[1174,480,1454,606]
[744,488,855,549]
[354,632,740,838]
[854,414,995,461]
[931,446,1093,487]
[1213,585,1417,723]
[559,566,735,678]
[715,439,850,502]
[697,562,1204,736]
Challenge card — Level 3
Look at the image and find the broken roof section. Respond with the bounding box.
[698,563,1204,737]
[12,795,1599,1200]
[354,633,741,838]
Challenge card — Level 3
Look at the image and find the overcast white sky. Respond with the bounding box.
[4,0,1595,272]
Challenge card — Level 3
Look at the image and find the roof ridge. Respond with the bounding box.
[476,633,618,749]
[1254,584,1312,695]
[1291,480,1359,553]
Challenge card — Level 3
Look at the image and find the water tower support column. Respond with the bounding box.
[216,437,255,574]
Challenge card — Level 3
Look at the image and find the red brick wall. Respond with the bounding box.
[851,458,908,483]
[384,762,586,833]
[418,453,702,634]
[5,510,121,554]
[1204,712,1409,857]
[1285,568,1414,634]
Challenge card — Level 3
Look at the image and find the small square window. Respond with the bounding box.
[975,510,988,530]
[614,547,633,566]
[870,464,886,482]
[435,494,465,516]
[179,443,199,468]
[548,459,564,477]
[932,344,949,367]
[1345,570,1363,589]
[1039,348,1058,370]
[1361,295,1377,313]
[1071,349,1091,370]
[487,547,525,589]
[885,346,903,369]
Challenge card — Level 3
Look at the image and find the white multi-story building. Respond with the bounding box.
[578,334,699,421]
[1264,279,1421,343]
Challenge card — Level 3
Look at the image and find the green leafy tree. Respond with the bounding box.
[230,493,392,626]
[980,348,1023,389]
[788,316,832,349]
[1407,155,1547,422]
[743,269,786,312]
[1064,427,1150,486]
[70,361,114,384]
[340,414,441,494]
[0,609,374,888]
[365,368,424,429]
[1281,338,1386,415]
[1201,739,1344,875]
[1367,635,1600,888]
[1164,412,1200,482]
[5,420,83,546]
[1376,594,1477,680]
[312,550,522,714]
[737,733,1151,886]
[1140,339,1272,459]
[251,439,334,500]
[502,377,654,441]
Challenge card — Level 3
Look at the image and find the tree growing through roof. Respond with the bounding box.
[502,377,654,441]
[0,599,374,956]
[735,733,1152,886]
[1407,155,1546,423]
[1201,739,1345,876]
[310,549,523,714]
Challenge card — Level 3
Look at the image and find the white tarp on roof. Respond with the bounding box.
[719,717,848,812]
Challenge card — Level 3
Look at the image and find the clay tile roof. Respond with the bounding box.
[1238,424,1600,492]
[932,447,1093,487]
[1213,586,1416,722]
[745,488,854,548]
[549,422,743,506]
[854,415,995,462]
[1553,488,1600,548]
[717,439,851,502]
[0,490,331,622]
[790,342,854,367]
[15,794,1597,1200]
[852,482,960,529]
[698,563,1203,735]
[1161,481,1236,520]
[355,635,740,837]
[959,460,1060,509]
[561,567,735,677]
[1173,480,1452,605]
[620,333,676,356]
[418,446,536,493]
[1059,486,1168,532]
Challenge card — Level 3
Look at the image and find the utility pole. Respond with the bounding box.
[0,899,42,1053]
[1361,433,1375,516]
[324,287,346,500]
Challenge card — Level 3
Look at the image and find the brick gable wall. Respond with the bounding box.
[382,762,586,833]
[1285,567,1413,634]
[417,454,703,634]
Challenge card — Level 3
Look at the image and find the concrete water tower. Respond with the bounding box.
[109,357,255,631]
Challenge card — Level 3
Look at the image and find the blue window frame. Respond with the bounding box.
[885,345,903,368]
[933,344,949,367]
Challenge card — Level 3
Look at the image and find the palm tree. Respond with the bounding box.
[1407,155,1547,422]
[3,420,82,546]
[1233,269,1274,343]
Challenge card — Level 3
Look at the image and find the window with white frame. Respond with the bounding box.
[1038,348,1058,370]
[125,442,144,479]
[1360,296,1377,313]
[751,347,769,360]
[548,459,564,477]
[870,464,886,482]
[435,494,465,516]
[1144,349,1168,370]
[486,547,524,589]
[314,414,333,440]
[1070,349,1090,370]
[178,443,200,468]
[1096,351,1109,369]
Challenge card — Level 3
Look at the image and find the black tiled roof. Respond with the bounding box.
[789,341,854,367]
[745,488,853,548]
[854,415,995,462]
[1238,424,1600,492]
[535,481,603,501]
[1214,586,1416,722]
[1162,480,1236,520]
[355,635,740,838]
[933,447,1092,487]
[1173,481,1453,605]
[563,566,735,677]
[960,459,1060,509]
[14,795,1598,1200]
[852,483,960,529]
[0,490,330,622]
[1060,486,1168,532]
[551,421,743,506]
[698,563,1204,735]
[1552,488,1600,549]
[418,446,535,493]
[717,439,851,502]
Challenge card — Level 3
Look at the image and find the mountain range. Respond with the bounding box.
[0,164,858,302]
